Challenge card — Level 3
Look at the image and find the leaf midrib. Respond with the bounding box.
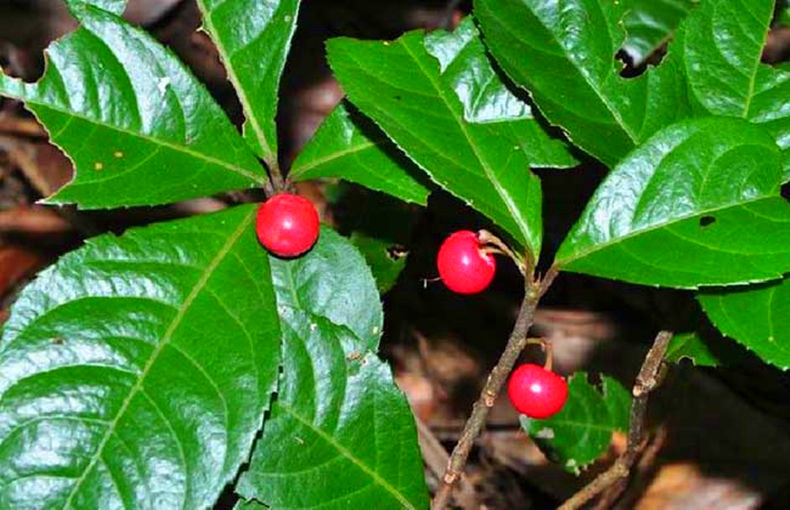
[197,1,277,168]
[290,139,378,177]
[277,401,417,509]
[60,209,255,509]
[26,100,267,186]
[394,36,534,250]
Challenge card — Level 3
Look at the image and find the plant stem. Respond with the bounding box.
[558,330,673,510]
[431,275,545,510]
[267,158,285,193]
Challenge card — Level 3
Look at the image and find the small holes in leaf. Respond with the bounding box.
[699,216,716,227]
[386,245,408,261]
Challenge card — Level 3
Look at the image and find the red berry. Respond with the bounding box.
[256,193,320,257]
[437,230,496,294]
[507,364,568,419]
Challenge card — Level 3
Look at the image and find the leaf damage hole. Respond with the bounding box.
[699,216,716,228]
[386,245,408,260]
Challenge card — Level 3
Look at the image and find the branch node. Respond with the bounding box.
[558,331,673,510]
[431,277,544,510]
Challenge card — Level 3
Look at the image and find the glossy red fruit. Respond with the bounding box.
[507,364,568,419]
[256,193,320,257]
[437,230,496,294]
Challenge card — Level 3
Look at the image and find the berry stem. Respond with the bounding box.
[525,337,553,372]
[477,229,526,275]
[432,272,551,510]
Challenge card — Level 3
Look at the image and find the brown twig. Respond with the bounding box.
[558,330,674,510]
[431,275,544,510]
[416,418,479,510]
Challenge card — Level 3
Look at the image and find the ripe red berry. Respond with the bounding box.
[437,230,496,294]
[256,193,320,257]
[507,364,568,419]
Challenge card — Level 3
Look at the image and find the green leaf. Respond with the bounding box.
[521,373,630,474]
[350,232,407,294]
[780,1,790,26]
[327,18,577,254]
[195,0,299,165]
[699,277,790,369]
[748,66,790,181]
[0,205,281,508]
[0,3,265,209]
[237,230,428,509]
[622,0,696,65]
[475,0,690,167]
[556,117,790,288]
[290,102,432,206]
[676,0,790,169]
[677,0,772,117]
[69,0,126,15]
[270,227,383,349]
[664,332,722,367]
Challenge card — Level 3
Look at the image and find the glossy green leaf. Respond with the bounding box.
[521,373,630,474]
[475,0,690,167]
[195,0,299,165]
[0,205,281,508]
[699,277,790,369]
[676,0,790,169]
[677,0,772,117]
[269,227,383,348]
[622,0,696,65]
[556,117,790,288]
[327,18,577,254]
[0,3,266,209]
[664,332,722,367]
[70,0,125,15]
[237,229,428,509]
[290,102,432,206]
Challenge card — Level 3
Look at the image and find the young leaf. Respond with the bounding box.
[521,373,630,475]
[236,230,428,509]
[327,18,577,254]
[195,0,299,166]
[0,2,266,209]
[664,332,722,367]
[699,277,790,369]
[0,205,281,508]
[676,0,790,168]
[290,102,432,206]
[475,0,690,167]
[622,0,696,66]
[556,117,790,288]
